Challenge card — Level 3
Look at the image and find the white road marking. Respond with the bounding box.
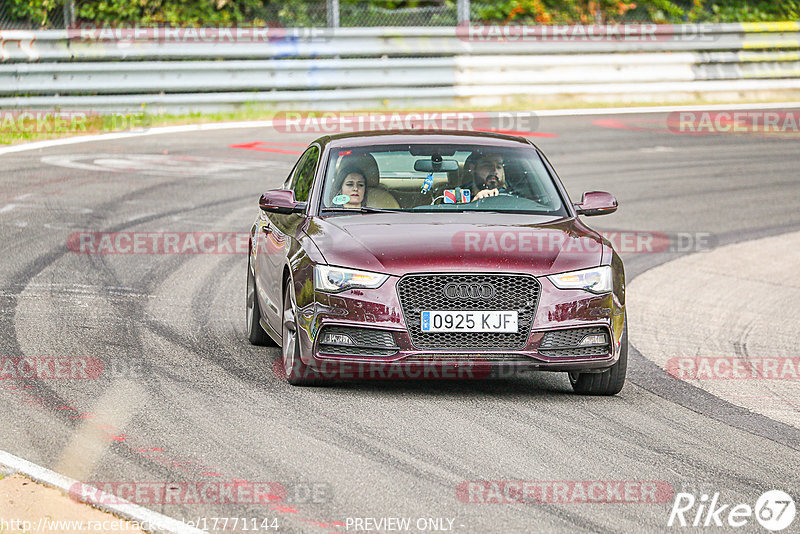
[1,102,800,157]
[0,449,204,534]
[40,153,285,177]
[0,120,276,156]
[0,204,87,215]
[534,101,800,116]
[638,146,676,152]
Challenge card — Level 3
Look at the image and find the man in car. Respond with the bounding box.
[465,151,509,200]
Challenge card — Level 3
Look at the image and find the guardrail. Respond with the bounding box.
[1,23,799,113]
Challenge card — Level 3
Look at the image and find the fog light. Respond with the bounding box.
[322,333,353,345]
[579,334,607,347]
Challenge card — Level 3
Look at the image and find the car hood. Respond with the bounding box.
[305,213,605,277]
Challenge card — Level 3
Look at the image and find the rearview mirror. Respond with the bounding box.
[259,189,306,214]
[574,191,617,216]
[414,159,460,173]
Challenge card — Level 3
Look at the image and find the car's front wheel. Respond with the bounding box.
[246,257,277,346]
[282,284,323,386]
[568,319,627,395]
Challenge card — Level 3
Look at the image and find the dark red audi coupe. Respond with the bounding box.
[247,131,626,394]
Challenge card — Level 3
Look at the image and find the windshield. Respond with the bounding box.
[319,143,569,216]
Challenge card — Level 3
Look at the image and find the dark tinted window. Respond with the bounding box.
[320,143,567,216]
[290,146,319,202]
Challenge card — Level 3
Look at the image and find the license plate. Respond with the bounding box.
[420,310,518,333]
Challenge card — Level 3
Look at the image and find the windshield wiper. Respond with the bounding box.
[322,207,405,214]
[411,206,471,212]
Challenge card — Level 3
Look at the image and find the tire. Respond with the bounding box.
[246,257,277,346]
[282,284,323,386]
[568,318,628,396]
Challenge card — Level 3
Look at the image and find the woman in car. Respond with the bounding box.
[331,165,367,208]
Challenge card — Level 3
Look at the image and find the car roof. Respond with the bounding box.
[313,130,538,149]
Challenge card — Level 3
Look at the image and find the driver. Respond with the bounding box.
[464,151,509,200]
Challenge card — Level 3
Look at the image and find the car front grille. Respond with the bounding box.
[403,354,534,362]
[538,327,610,357]
[318,326,398,357]
[396,273,540,350]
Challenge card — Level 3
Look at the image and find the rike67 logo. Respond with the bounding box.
[669,490,796,531]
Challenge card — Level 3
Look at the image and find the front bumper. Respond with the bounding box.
[294,274,625,376]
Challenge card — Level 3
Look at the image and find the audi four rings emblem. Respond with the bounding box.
[443,282,496,299]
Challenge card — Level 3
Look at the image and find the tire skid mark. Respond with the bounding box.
[126,240,385,529]
[129,217,357,529]
[209,366,615,530]
[3,175,274,490]
[734,334,797,410]
[6,127,798,532]
[4,181,253,418]
[1,354,290,513]
[5,166,344,529]
[1,383,217,478]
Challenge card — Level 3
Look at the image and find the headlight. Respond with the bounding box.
[314,265,389,293]
[548,266,612,294]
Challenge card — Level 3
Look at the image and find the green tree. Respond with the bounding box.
[7,0,65,27]
[4,0,799,28]
[473,0,684,24]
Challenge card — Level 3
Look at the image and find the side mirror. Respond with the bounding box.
[574,191,617,216]
[259,189,306,214]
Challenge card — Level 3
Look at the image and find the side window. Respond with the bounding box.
[282,151,307,189]
[289,146,319,202]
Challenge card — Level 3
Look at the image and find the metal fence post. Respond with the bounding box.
[64,0,76,28]
[327,0,340,28]
[457,0,470,25]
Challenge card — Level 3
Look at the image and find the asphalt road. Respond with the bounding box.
[630,230,800,431]
[1,111,799,533]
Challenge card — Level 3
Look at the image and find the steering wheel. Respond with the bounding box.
[471,192,518,207]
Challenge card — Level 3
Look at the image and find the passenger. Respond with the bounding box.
[332,165,367,208]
